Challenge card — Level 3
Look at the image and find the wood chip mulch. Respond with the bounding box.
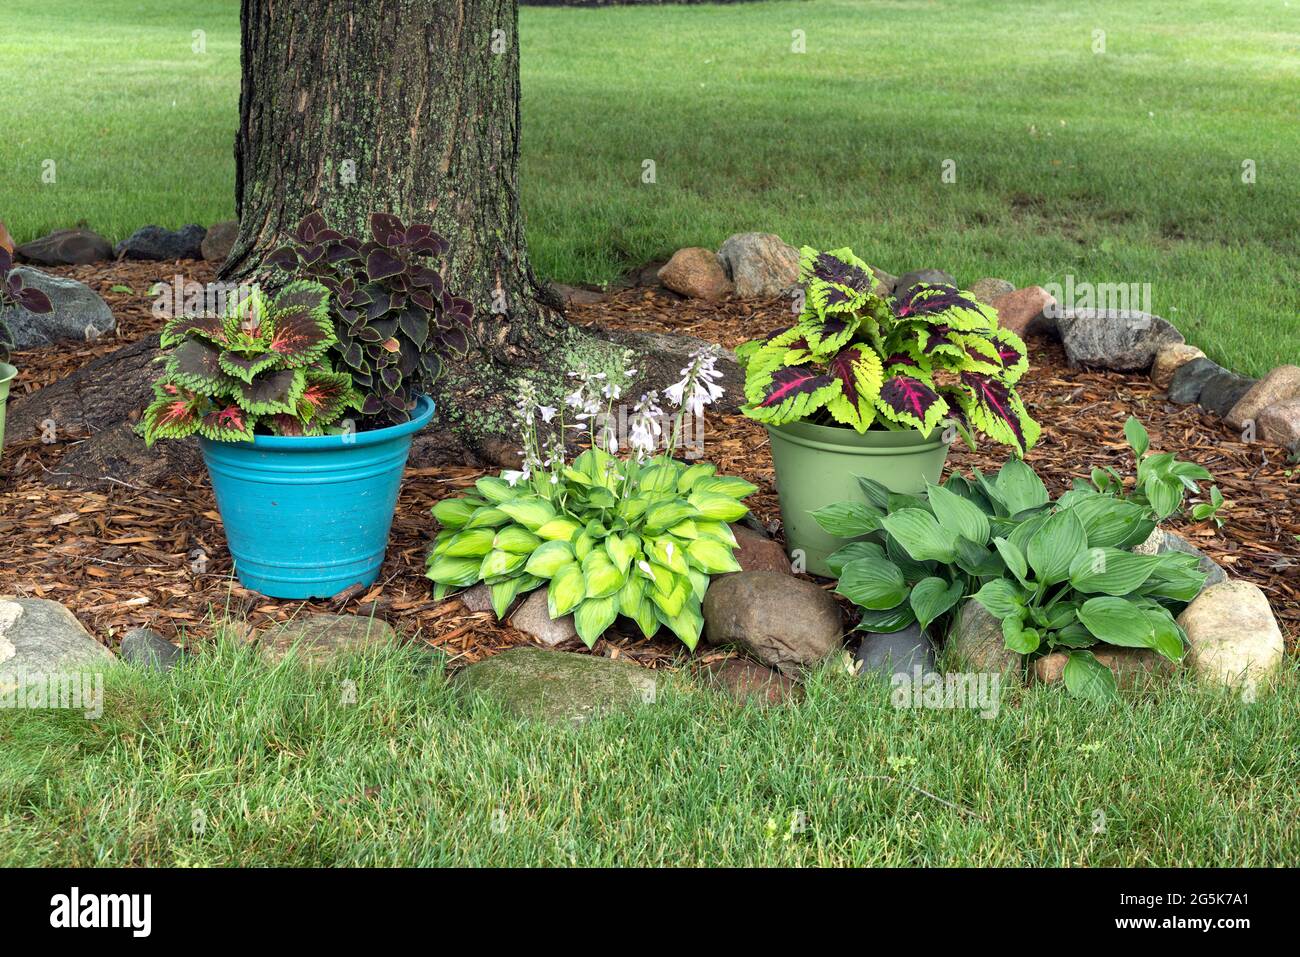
[1,264,1295,667]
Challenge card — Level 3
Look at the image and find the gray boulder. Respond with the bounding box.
[507,587,576,647]
[1,267,116,349]
[455,646,661,725]
[969,277,1015,304]
[944,600,1022,681]
[856,623,938,681]
[258,613,398,665]
[1167,357,1225,405]
[0,597,114,685]
[15,228,112,266]
[201,221,238,263]
[119,627,186,673]
[702,570,843,677]
[1057,309,1185,371]
[1198,370,1256,418]
[114,224,206,261]
[717,232,800,298]
[894,268,956,298]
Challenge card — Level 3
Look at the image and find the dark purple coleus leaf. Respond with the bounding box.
[366,249,405,281]
[370,213,406,247]
[294,212,329,244]
[219,349,280,382]
[201,404,254,442]
[812,252,875,296]
[892,283,981,319]
[960,371,1025,449]
[268,307,330,365]
[828,348,863,403]
[170,339,228,389]
[885,352,918,368]
[758,366,835,408]
[923,326,953,354]
[879,374,943,421]
[267,245,299,271]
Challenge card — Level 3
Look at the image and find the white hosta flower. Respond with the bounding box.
[502,467,530,487]
[538,405,558,423]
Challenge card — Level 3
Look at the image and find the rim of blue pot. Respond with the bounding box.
[767,418,949,452]
[0,361,16,387]
[201,394,435,451]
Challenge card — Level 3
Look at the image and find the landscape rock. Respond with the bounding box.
[14,228,113,266]
[944,600,1022,680]
[989,285,1058,338]
[1032,646,1175,688]
[200,220,238,262]
[855,623,937,681]
[1167,357,1225,405]
[0,598,114,689]
[1056,309,1185,371]
[716,232,800,298]
[657,247,732,300]
[1151,343,1206,390]
[454,646,660,725]
[119,627,186,673]
[1,267,116,349]
[728,523,791,575]
[696,657,801,706]
[507,588,577,647]
[551,283,605,306]
[1178,580,1284,690]
[114,224,206,261]
[702,570,842,677]
[870,266,898,294]
[457,582,496,613]
[1132,528,1228,591]
[969,277,1015,304]
[258,613,398,665]
[1197,370,1257,418]
[1226,365,1300,431]
[1256,397,1300,453]
[894,268,956,298]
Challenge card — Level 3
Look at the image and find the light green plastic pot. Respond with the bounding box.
[766,420,951,577]
[0,362,15,460]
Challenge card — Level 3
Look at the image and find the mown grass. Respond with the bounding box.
[1,1,1297,374]
[1,636,1296,866]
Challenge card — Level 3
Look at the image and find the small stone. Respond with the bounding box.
[870,266,898,294]
[1256,397,1300,453]
[1178,580,1284,690]
[657,247,732,300]
[1151,344,1206,390]
[200,220,238,262]
[1198,370,1256,418]
[15,228,113,266]
[696,657,801,706]
[717,232,800,298]
[855,623,938,681]
[457,582,496,614]
[507,588,577,647]
[969,278,1015,304]
[119,627,185,673]
[0,597,115,690]
[702,571,843,677]
[259,613,398,665]
[728,523,791,575]
[1057,309,1185,371]
[114,224,206,261]
[944,600,1022,681]
[551,283,604,306]
[1152,529,1228,589]
[1226,365,1300,431]
[634,260,667,288]
[894,269,956,299]
[1167,357,1225,404]
[454,646,660,725]
[989,286,1058,338]
[1032,647,1175,689]
[1,267,116,350]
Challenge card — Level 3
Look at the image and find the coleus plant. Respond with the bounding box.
[736,246,1040,455]
[0,232,54,363]
[143,280,362,443]
[817,419,1221,700]
[267,212,473,425]
[427,347,754,649]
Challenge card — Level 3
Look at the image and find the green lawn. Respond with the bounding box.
[2,637,1296,866]
[2,1,1298,374]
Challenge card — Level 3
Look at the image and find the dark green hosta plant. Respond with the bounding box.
[736,246,1040,455]
[819,419,1222,700]
[143,281,362,443]
[427,450,754,648]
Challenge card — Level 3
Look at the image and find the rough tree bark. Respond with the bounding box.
[12,0,738,486]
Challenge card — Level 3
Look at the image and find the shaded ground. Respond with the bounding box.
[1,262,1296,666]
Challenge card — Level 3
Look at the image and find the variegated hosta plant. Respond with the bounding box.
[143,280,362,443]
[737,246,1040,455]
[427,346,754,650]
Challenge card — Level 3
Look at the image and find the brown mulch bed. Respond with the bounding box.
[1,263,1296,665]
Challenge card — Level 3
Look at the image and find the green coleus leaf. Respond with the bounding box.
[836,557,907,610]
[909,576,964,632]
[267,279,334,367]
[235,367,305,416]
[167,338,232,393]
[880,508,958,563]
[1062,650,1118,701]
[198,404,256,443]
[160,313,230,349]
[141,384,206,446]
[573,595,619,648]
[298,368,359,425]
[218,348,281,384]
[1026,508,1087,586]
[547,562,586,617]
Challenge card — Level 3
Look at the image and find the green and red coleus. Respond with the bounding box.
[143,280,362,444]
[737,247,1040,455]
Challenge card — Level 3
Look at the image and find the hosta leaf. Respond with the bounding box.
[1026,508,1087,586]
[525,539,575,577]
[687,491,749,522]
[926,482,990,546]
[548,562,586,617]
[852,605,919,634]
[1002,619,1041,654]
[1062,493,1152,549]
[464,505,510,529]
[573,596,619,648]
[991,536,1029,587]
[536,517,582,542]
[685,537,741,574]
[497,497,557,531]
[880,508,958,563]
[649,537,689,575]
[995,458,1050,515]
[1068,547,1163,596]
[425,555,482,587]
[811,501,883,538]
[826,540,887,577]
[443,527,496,558]
[494,524,542,555]
[1124,416,1150,458]
[909,576,964,631]
[676,462,717,493]
[1077,597,1156,649]
[644,499,700,532]
[479,549,526,580]
[582,550,625,599]
[691,475,758,499]
[604,533,638,574]
[972,579,1026,619]
[474,476,515,504]
[1062,651,1118,701]
[695,521,738,546]
[432,496,482,529]
[836,558,907,610]
[655,600,704,650]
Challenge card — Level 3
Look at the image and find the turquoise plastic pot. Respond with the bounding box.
[200,396,435,599]
[766,420,951,578]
